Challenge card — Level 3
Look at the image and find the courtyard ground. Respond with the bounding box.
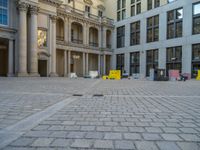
[0,77,200,150]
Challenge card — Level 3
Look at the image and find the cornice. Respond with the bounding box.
[39,0,63,7]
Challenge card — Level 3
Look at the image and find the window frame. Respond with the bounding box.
[146,49,159,76]
[130,51,140,75]
[193,2,200,35]
[146,15,159,43]
[167,7,183,39]
[117,26,125,48]
[130,21,140,46]
[0,0,9,26]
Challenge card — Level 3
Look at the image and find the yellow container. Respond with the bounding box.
[102,76,109,80]
[108,70,121,80]
[196,70,200,80]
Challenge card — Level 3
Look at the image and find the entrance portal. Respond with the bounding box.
[38,60,47,77]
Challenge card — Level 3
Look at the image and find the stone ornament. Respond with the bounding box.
[17,2,29,12]
[30,5,39,15]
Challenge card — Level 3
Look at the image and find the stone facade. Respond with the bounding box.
[0,0,114,77]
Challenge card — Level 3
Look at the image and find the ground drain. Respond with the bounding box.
[93,94,104,97]
[73,94,83,97]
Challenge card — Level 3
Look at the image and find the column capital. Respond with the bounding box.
[17,2,29,12]
[50,15,57,23]
[30,5,39,15]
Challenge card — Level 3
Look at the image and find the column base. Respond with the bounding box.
[29,73,40,77]
[17,72,29,77]
[7,73,14,77]
[64,73,69,77]
[49,72,58,77]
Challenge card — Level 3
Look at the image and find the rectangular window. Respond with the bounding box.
[116,54,125,73]
[122,0,126,8]
[131,5,135,16]
[98,10,103,17]
[136,2,141,14]
[167,8,183,39]
[147,15,159,43]
[193,2,200,34]
[130,21,140,45]
[192,44,200,78]
[0,0,8,25]
[117,0,121,10]
[166,46,182,76]
[146,49,158,76]
[122,9,126,20]
[130,52,140,74]
[154,0,160,8]
[117,26,125,48]
[147,0,152,10]
[130,0,141,16]
[117,0,126,21]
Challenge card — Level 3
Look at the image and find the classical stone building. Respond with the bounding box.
[0,0,114,77]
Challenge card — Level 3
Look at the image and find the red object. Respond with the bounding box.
[169,70,180,80]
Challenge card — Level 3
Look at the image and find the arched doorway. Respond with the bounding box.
[56,18,64,41]
[71,22,83,44]
[89,27,99,47]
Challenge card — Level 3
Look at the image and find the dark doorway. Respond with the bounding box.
[38,60,47,77]
[0,39,8,76]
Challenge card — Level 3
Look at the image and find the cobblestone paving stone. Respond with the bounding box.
[0,78,200,150]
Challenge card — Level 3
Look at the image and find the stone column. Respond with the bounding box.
[64,50,67,76]
[98,27,102,48]
[17,2,28,76]
[64,18,69,43]
[86,53,89,75]
[29,5,39,76]
[83,23,88,45]
[7,40,14,77]
[49,15,58,77]
[68,19,72,43]
[98,54,101,76]
[103,27,107,48]
[83,52,86,76]
[103,54,106,75]
[68,50,71,76]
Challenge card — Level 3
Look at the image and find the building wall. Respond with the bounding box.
[113,0,200,77]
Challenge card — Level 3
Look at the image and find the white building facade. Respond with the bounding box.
[113,0,200,78]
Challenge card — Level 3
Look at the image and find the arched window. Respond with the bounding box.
[0,0,8,25]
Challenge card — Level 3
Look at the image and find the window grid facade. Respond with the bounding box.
[131,0,141,16]
[193,2,200,35]
[147,0,160,10]
[130,52,140,75]
[130,21,140,46]
[167,8,183,39]
[146,49,158,76]
[166,46,182,75]
[192,44,200,78]
[117,26,125,48]
[0,0,8,25]
[147,15,159,43]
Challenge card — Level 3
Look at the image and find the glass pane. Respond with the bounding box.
[194,3,200,15]
[131,0,135,4]
[176,22,182,37]
[167,23,174,39]
[168,10,174,22]
[147,17,153,27]
[193,17,200,34]
[122,0,126,8]
[176,8,183,19]
[148,0,152,10]
[154,15,159,26]
[117,0,121,10]
[131,5,135,16]
[154,27,159,41]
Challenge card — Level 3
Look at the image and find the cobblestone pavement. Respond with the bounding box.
[0,78,200,150]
